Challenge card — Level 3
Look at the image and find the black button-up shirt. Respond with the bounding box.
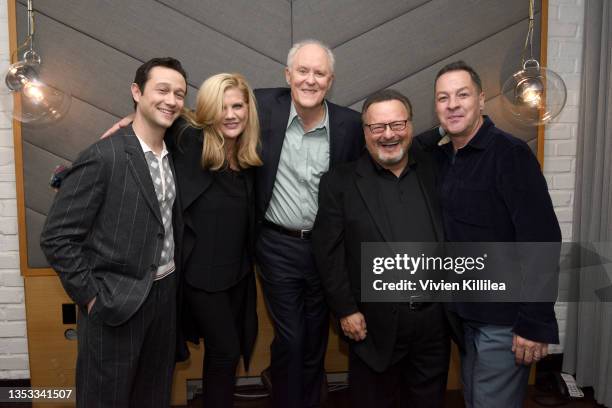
[371,154,436,243]
[433,116,561,343]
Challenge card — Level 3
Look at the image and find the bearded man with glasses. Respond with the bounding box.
[312,89,463,408]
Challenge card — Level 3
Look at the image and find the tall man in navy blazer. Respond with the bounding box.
[41,58,187,408]
[253,40,364,408]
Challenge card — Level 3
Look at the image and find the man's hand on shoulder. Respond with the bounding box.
[512,334,548,365]
[340,312,367,341]
[101,114,135,139]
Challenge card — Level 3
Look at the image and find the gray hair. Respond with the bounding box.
[286,39,335,73]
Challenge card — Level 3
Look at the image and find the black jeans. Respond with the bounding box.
[184,276,250,408]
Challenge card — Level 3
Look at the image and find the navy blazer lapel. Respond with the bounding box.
[355,154,393,242]
[328,102,348,168]
[122,126,163,224]
[262,92,291,202]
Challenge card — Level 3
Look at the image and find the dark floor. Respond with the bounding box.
[180,385,605,408]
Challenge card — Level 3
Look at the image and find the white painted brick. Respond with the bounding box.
[560,222,573,241]
[0,169,15,183]
[543,157,573,172]
[552,0,582,5]
[554,207,574,222]
[0,287,23,303]
[0,235,18,252]
[0,338,28,354]
[0,355,29,370]
[558,5,585,23]
[0,147,13,166]
[559,74,581,91]
[1,270,23,287]
[0,321,27,337]
[548,22,578,37]
[559,41,583,59]
[566,90,580,106]
[0,129,12,147]
[3,305,26,321]
[545,174,554,187]
[0,370,30,379]
[545,123,573,139]
[554,105,580,123]
[0,217,17,234]
[0,252,19,268]
[548,57,577,73]
[0,181,15,199]
[544,141,557,156]
[547,39,560,58]
[556,139,577,156]
[0,199,17,216]
[545,0,585,354]
[548,4,559,19]
[553,173,576,189]
[550,191,573,207]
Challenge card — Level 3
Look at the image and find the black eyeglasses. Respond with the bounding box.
[363,119,410,134]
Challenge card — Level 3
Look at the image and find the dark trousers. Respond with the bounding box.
[183,277,250,408]
[349,303,450,408]
[256,226,329,408]
[76,273,177,408]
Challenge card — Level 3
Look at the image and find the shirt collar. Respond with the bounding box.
[134,132,169,159]
[438,115,495,151]
[287,101,329,136]
[369,144,417,178]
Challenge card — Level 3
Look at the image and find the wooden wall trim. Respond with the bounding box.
[8,0,55,277]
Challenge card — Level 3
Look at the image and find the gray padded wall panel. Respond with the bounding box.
[25,209,48,268]
[16,1,542,267]
[22,142,70,217]
[159,0,292,63]
[348,16,541,139]
[328,0,539,105]
[292,0,429,48]
[23,98,125,161]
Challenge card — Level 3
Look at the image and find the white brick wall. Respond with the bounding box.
[545,0,584,354]
[0,0,30,380]
[0,0,585,377]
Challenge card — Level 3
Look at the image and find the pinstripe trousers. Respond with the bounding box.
[75,273,177,408]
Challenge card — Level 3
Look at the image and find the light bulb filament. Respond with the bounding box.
[23,81,45,103]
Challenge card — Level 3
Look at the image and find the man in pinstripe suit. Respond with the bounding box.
[40,57,187,408]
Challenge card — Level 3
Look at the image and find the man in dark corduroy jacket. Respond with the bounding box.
[417,60,561,408]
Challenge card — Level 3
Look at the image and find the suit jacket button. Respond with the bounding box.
[157,232,164,239]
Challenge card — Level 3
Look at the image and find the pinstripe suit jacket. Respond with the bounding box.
[41,126,178,327]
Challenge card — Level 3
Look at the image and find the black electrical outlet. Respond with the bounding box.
[62,303,77,325]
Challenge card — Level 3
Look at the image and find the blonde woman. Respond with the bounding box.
[169,73,262,407]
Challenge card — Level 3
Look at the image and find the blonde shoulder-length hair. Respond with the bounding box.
[184,73,262,170]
